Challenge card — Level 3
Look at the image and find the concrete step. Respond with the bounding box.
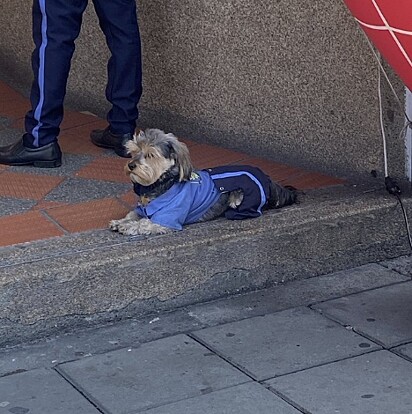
[1,183,411,346]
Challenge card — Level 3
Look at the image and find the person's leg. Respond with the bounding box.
[25,0,88,147]
[90,0,142,157]
[0,0,87,167]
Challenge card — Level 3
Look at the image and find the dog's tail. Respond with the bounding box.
[267,181,298,209]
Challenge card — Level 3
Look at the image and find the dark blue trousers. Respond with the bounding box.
[25,0,142,147]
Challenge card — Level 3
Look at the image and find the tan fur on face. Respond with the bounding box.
[125,140,175,186]
[124,129,193,185]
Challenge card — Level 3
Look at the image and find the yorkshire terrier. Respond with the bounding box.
[110,129,297,235]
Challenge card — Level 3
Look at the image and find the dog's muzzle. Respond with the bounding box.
[127,161,136,171]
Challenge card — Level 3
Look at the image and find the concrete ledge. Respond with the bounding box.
[1,184,411,346]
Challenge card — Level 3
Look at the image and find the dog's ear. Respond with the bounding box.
[125,137,140,155]
[133,130,146,143]
[165,134,193,181]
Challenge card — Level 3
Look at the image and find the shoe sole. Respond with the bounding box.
[3,159,62,168]
[91,138,130,158]
[33,159,62,168]
[90,139,115,150]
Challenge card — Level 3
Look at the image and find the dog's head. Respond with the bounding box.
[124,129,193,186]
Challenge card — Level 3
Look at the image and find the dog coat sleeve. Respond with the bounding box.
[206,165,272,220]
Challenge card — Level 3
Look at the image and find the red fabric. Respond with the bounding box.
[344,0,412,91]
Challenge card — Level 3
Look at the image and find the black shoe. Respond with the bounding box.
[0,139,62,168]
[90,126,133,158]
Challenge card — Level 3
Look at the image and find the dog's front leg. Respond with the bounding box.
[110,210,140,232]
[117,218,172,236]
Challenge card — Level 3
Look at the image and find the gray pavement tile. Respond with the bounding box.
[0,368,100,414]
[313,281,412,347]
[44,177,130,203]
[144,382,301,414]
[267,351,412,414]
[186,263,408,326]
[0,116,9,127]
[57,334,250,414]
[191,307,380,381]
[0,128,21,145]
[9,154,93,176]
[380,255,412,278]
[0,197,36,217]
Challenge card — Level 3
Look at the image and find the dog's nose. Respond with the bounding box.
[128,161,136,171]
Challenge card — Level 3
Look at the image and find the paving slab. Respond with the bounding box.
[144,382,300,414]
[267,351,412,414]
[191,307,380,381]
[44,177,129,203]
[57,334,250,414]
[313,281,412,347]
[0,368,100,414]
[380,254,412,278]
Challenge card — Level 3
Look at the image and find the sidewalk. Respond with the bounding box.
[2,76,412,349]
[0,256,412,413]
[0,79,344,247]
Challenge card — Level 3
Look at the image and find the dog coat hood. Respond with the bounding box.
[134,165,273,230]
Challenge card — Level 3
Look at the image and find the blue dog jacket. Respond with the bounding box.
[134,166,272,230]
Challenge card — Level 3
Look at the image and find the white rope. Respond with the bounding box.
[362,33,410,121]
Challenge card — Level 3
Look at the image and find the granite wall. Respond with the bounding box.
[0,0,407,180]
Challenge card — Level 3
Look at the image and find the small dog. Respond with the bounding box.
[110,129,297,235]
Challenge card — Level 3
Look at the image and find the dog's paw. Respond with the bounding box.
[228,190,244,209]
[117,222,141,236]
[116,219,171,236]
[109,219,122,232]
[110,211,139,232]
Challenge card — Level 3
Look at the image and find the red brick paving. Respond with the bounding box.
[45,198,130,233]
[0,79,345,247]
[75,157,130,183]
[0,211,64,247]
[0,172,63,201]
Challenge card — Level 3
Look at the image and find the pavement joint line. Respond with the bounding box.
[53,366,107,414]
[130,381,254,413]
[307,278,412,308]
[377,261,412,279]
[265,384,309,414]
[310,305,390,348]
[187,332,258,381]
[39,209,70,235]
[310,303,412,349]
[390,347,412,364]
[257,348,383,383]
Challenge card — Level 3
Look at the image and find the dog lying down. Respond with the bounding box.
[110,129,297,236]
